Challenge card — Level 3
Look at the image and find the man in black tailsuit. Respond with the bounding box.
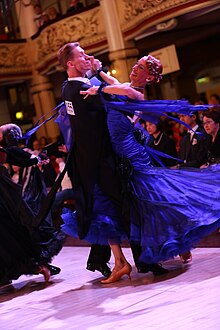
[57,42,168,277]
[57,42,124,277]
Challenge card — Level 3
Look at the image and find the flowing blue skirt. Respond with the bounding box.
[62,108,220,263]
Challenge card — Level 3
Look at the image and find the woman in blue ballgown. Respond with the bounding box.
[64,55,220,283]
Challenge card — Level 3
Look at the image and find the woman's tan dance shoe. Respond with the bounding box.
[180,251,192,263]
[100,263,132,284]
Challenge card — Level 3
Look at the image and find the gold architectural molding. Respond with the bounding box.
[0,43,32,82]
[120,0,220,38]
[123,0,167,20]
[0,44,31,69]
[0,0,218,80]
[35,7,106,72]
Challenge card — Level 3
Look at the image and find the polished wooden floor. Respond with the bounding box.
[0,246,219,330]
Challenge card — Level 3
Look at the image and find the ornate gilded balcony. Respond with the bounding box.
[0,0,219,82]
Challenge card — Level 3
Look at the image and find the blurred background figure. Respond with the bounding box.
[33,4,44,28]
[201,108,220,167]
[10,164,21,184]
[39,136,48,150]
[32,139,41,154]
[47,6,61,21]
[146,119,177,167]
[208,93,220,106]
[67,0,84,13]
[174,112,209,168]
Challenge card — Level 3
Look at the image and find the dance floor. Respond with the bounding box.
[0,246,219,330]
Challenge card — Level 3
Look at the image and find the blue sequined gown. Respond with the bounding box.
[62,106,220,263]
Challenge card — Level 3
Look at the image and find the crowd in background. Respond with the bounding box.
[33,0,91,30]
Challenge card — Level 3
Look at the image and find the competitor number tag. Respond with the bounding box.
[65,100,75,115]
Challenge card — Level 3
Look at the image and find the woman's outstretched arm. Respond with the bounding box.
[81,84,144,100]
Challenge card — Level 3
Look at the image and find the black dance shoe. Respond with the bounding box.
[48,264,61,276]
[86,263,111,278]
[137,263,169,276]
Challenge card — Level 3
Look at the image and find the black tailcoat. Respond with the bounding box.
[61,80,124,238]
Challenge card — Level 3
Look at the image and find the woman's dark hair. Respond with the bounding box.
[203,108,220,124]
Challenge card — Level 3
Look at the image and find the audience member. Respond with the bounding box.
[67,0,84,13]
[10,165,21,184]
[32,139,41,154]
[39,136,48,149]
[201,108,220,167]
[208,93,220,106]
[47,6,61,21]
[146,120,177,167]
[174,111,209,168]
[33,4,45,28]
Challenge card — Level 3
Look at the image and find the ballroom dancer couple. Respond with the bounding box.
[0,124,65,287]
[58,42,220,284]
[57,42,171,279]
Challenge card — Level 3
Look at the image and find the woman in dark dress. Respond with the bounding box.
[201,108,220,167]
[146,120,177,167]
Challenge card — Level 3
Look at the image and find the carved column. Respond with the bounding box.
[15,2,38,38]
[30,74,60,141]
[99,0,138,82]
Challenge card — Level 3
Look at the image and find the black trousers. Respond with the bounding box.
[87,244,111,265]
[87,243,146,267]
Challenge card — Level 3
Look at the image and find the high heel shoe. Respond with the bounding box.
[38,265,51,282]
[100,263,132,284]
[180,251,192,264]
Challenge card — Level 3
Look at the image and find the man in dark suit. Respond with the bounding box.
[57,42,168,277]
[177,112,209,168]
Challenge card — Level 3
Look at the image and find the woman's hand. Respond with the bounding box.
[37,158,50,166]
[58,144,68,153]
[80,86,99,99]
[200,163,209,169]
[127,115,140,125]
[89,56,102,74]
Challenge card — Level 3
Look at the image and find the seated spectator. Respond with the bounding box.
[32,139,41,154]
[41,13,50,26]
[10,165,21,184]
[67,0,84,13]
[39,136,48,149]
[201,108,220,167]
[208,93,220,106]
[47,6,61,22]
[174,112,209,168]
[33,4,44,28]
[146,120,177,167]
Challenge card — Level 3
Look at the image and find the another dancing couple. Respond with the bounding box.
[0,124,65,287]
